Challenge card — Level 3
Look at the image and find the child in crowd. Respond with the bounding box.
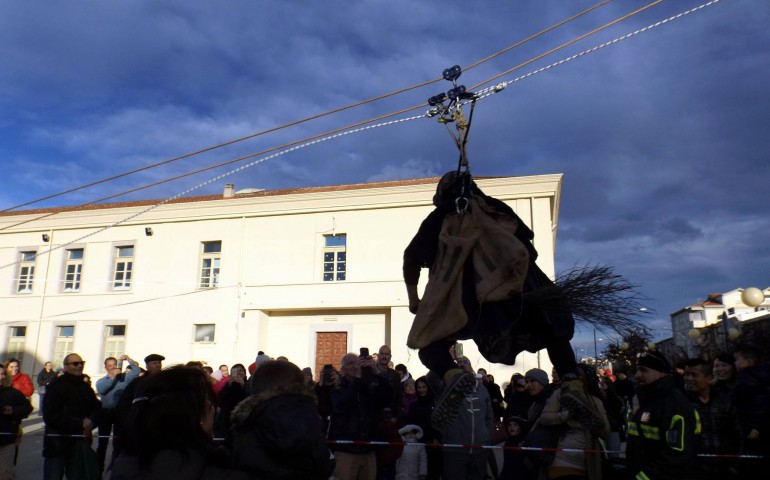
[395,424,427,480]
[500,416,533,480]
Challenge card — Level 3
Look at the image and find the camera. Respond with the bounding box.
[359,347,370,358]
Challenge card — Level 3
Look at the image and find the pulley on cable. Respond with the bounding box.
[426,65,479,213]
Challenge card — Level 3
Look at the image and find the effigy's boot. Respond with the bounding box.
[431,368,477,431]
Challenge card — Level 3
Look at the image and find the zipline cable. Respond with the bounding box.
[467,0,664,91]
[0,0,724,274]
[0,0,614,213]
[0,0,660,233]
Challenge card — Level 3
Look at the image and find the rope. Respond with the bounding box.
[0,0,724,273]
[0,0,680,229]
[471,0,724,100]
[0,114,423,272]
[4,431,767,459]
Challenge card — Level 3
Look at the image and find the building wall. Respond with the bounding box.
[0,175,563,391]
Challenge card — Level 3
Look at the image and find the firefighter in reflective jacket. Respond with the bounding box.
[626,351,701,480]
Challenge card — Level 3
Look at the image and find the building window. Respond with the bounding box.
[194,324,215,343]
[16,251,36,294]
[322,234,346,282]
[63,248,84,292]
[113,246,134,290]
[6,326,26,361]
[104,325,126,359]
[53,325,75,368]
[199,241,221,288]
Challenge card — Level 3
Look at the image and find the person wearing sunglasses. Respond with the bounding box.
[42,353,101,479]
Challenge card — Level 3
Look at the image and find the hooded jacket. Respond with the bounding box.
[441,381,494,453]
[229,383,333,480]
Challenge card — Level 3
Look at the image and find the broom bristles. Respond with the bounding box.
[524,265,650,336]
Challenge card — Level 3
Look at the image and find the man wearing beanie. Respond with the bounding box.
[626,350,700,480]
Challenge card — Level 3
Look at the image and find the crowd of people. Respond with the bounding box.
[0,342,767,479]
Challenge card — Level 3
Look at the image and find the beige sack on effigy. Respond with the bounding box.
[406,196,529,349]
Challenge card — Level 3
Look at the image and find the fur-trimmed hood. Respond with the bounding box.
[231,383,316,425]
[227,383,332,480]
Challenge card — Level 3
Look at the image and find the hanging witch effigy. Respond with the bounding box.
[403,66,647,429]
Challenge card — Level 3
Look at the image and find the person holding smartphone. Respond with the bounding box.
[328,350,393,480]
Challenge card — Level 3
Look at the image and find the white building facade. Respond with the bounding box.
[1,174,564,392]
[669,288,770,357]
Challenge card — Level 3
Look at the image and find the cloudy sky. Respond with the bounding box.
[2,0,768,345]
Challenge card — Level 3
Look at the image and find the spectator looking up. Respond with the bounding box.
[4,359,34,398]
[0,364,33,479]
[42,353,101,479]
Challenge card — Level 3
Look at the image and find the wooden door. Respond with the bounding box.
[315,332,348,381]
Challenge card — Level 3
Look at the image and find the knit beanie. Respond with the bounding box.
[637,351,671,373]
[524,368,549,387]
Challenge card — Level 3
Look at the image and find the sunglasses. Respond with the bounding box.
[66,361,86,367]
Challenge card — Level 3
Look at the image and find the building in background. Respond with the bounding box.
[661,288,770,360]
[0,174,565,401]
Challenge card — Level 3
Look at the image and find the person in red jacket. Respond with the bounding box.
[3,359,34,399]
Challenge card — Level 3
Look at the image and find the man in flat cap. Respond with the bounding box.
[626,350,700,480]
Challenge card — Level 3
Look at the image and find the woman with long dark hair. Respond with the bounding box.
[407,376,442,480]
[4,359,34,398]
[503,373,533,420]
[713,352,737,393]
[112,366,252,479]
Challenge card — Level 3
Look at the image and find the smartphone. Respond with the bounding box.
[359,347,370,358]
[454,342,463,358]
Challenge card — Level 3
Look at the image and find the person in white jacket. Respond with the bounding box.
[396,424,428,480]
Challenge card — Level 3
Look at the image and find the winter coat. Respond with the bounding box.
[732,364,770,439]
[0,386,32,446]
[112,448,253,480]
[484,379,505,419]
[229,383,333,480]
[503,386,533,420]
[407,394,438,444]
[37,368,58,388]
[395,441,427,480]
[42,372,101,458]
[442,382,494,453]
[626,375,699,480]
[500,434,533,480]
[10,373,34,398]
[687,388,741,479]
[329,373,392,454]
[215,380,248,438]
[539,388,610,479]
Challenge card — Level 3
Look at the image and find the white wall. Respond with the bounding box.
[0,175,562,387]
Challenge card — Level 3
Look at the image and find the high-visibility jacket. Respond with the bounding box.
[626,375,701,480]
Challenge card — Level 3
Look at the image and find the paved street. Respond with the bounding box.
[16,412,113,479]
[16,412,45,479]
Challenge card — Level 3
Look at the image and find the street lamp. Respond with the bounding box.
[742,287,768,308]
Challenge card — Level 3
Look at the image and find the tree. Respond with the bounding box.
[603,327,653,372]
